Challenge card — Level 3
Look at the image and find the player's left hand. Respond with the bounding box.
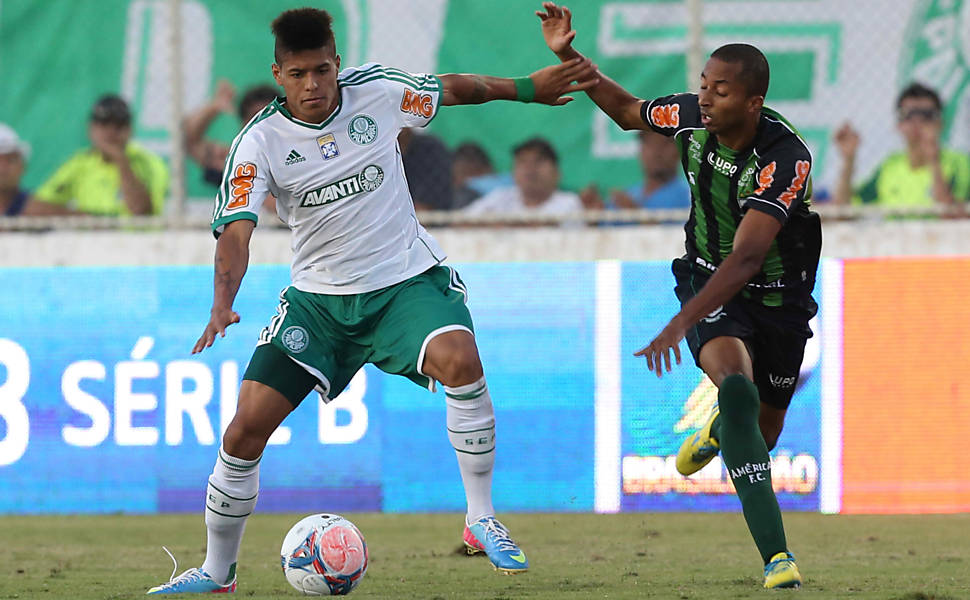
[634,317,687,377]
[528,57,599,106]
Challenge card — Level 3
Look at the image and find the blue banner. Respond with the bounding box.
[0,262,824,514]
[618,262,823,512]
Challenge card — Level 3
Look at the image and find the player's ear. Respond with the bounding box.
[335,54,341,72]
[272,62,283,86]
[748,95,764,114]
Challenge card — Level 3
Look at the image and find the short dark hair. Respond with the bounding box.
[238,84,279,121]
[453,142,492,169]
[513,137,558,165]
[710,43,770,98]
[271,8,335,64]
[897,82,942,111]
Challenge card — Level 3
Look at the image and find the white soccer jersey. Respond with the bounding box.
[211,63,447,294]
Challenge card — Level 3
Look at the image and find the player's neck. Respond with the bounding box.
[286,97,340,124]
[715,116,760,152]
[715,128,756,152]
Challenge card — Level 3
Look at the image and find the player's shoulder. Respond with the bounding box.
[756,107,812,163]
[338,62,438,90]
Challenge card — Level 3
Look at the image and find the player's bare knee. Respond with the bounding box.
[437,346,483,387]
[222,420,269,461]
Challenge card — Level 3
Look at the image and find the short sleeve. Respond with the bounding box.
[35,154,81,206]
[211,130,270,237]
[374,65,442,129]
[640,93,701,137]
[743,145,813,224]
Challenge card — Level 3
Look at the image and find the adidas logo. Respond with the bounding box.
[284,149,306,165]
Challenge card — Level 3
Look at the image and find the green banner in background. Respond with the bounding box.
[6,0,965,210]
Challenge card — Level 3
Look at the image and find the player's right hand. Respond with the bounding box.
[192,307,240,354]
[536,2,576,55]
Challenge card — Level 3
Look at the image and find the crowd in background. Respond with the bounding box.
[1,80,967,223]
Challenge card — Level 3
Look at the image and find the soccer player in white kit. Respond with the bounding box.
[147,7,597,594]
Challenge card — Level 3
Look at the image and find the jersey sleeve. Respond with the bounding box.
[743,144,813,224]
[211,129,270,238]
[640,93,701,137]
[370,64,442,129]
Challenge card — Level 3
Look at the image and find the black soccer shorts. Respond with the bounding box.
[671,257,817,410]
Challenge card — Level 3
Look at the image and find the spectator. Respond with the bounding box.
[33,95,168,216]
[451,141,512,209]
[581,128,690,211]
[463,137,582,221]
[833,82,970,208]
[184,80,278,186]
[399,127,453,210]
[0,123,32,216]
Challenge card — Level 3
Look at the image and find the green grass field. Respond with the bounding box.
[0,513,967,599]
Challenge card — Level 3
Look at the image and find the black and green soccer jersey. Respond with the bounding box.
[642,93,821,308]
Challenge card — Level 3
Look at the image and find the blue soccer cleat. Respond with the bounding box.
[147,548,236,595]
[463,516,528,574]
[763,551,802,589]
[147,567,236,594]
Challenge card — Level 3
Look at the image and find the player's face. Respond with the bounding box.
[273,45,341,123]
[513,149,559,200]
[0,151,24,191]
[697,58,761,136]
[897,96,942,146]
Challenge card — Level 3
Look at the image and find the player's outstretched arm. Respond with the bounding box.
[438,58,598,107]
[536,2,645,130]
[634,211,781,376]
[193,219,255,354]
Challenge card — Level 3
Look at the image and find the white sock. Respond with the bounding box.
[201,447,259,585]
[444,376,495,524]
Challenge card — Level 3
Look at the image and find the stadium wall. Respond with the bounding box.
[1,227,968,515]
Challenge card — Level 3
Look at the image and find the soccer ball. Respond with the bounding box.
[280,513,369,595]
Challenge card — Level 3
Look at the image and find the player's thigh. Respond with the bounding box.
[698,336,754,385]
[369,265,476,390]
[222,377,296,459]
[673,257,754,381]
[747,309,811,411]
[251,286,366,403]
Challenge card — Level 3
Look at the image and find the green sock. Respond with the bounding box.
[717,374,787,564]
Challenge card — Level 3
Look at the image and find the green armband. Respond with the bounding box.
[513,76,535,103]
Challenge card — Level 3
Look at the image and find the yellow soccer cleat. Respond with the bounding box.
[675,407,720,476]
[763,552,802,589]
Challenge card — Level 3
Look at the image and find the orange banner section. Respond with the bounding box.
[842,257,970,513]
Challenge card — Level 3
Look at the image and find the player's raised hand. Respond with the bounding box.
[192,307,241,354]
[529,57,599,106]
[634,318,687,377]
[536,2,576,55]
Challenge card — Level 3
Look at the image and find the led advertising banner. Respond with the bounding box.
[0,263,597,514]
[615,262,826,513]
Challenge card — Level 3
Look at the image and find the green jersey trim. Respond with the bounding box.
[339,72,440,92]
[211,212,258,238]
[273,96,344,131]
